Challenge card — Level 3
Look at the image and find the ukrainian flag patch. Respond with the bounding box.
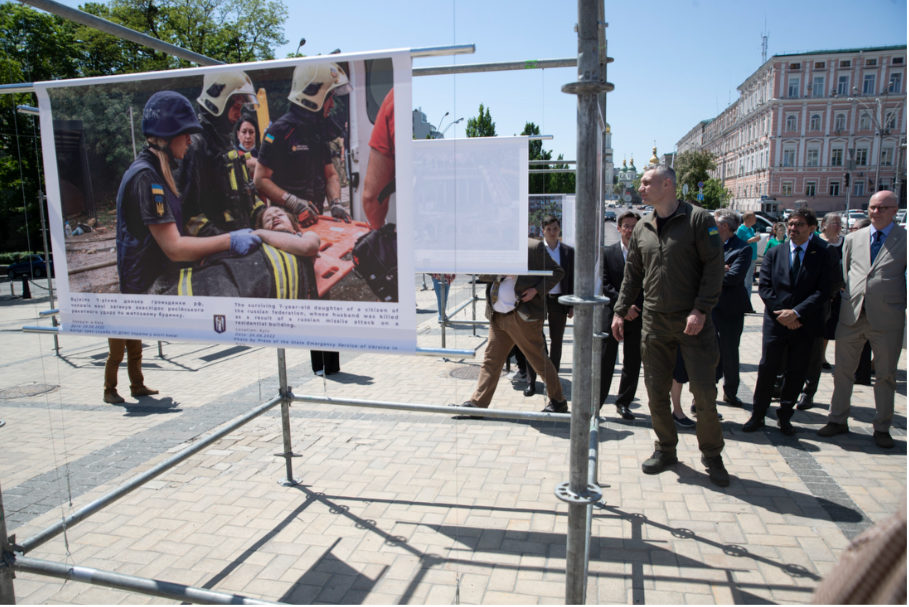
[264,133,275,143]
[708,227,718,236]
[151,184,164,196]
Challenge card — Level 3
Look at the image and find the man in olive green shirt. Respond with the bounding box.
[611,165,729,487]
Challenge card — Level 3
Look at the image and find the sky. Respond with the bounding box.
[47,0,909,165]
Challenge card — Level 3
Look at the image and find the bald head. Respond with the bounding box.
[868,190,900,230]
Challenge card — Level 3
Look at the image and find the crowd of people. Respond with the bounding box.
[453,163,905,489]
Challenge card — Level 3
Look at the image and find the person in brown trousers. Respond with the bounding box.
[103,339,158,403]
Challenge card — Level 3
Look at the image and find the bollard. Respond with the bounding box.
[20,277,30,300]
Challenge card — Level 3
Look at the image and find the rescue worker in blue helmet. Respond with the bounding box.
[116,91,262,294]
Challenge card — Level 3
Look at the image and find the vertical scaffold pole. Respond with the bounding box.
[0,480,15,604]
[560,0,613,603]
[276,348,298,486]
[471,275,477,337]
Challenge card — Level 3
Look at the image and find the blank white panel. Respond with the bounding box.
[413,137,529,274]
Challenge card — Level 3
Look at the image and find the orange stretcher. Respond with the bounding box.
[306,216,370,298]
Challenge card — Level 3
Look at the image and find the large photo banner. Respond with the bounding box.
[35,50,416,353]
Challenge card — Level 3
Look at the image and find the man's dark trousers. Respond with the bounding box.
[713,310,745,399]
[800,337,826,398]
[545,295,570,372]
[600,315,642,408]
[752,332,814,420]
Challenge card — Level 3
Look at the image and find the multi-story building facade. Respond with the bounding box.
[676,45,907,212]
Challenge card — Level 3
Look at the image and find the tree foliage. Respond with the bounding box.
[674,149,717,200]
[699,178,731,210]
[465,103,496,138]
[520,121,574,194]
[0,0,289,253]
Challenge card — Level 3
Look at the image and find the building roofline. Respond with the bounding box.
[773,45,906,58]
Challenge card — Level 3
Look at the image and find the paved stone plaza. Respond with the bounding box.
[0,245,905,605]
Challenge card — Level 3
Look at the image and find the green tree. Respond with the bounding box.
[546,154,575,194]
[674,149,717,200]
[521,121,550,194]
[700,178,731,210]
[465,103,496,138]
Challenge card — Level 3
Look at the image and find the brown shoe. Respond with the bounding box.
[104,391,125,404]
[817,422,848,437]
[131,386,159,397]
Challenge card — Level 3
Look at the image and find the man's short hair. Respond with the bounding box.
[713,208,739,231]
[789,207,818,227]
[644,164,676,189]
[617,211,641,226]
[742,211,756,220]
[541,215,560,229]
[853,217,872,230]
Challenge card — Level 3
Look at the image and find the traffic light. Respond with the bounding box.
[844,173,850,187]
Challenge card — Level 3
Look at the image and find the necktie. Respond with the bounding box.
[870,231,884,264]
[790,246,802,284]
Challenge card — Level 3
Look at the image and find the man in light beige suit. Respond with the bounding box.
[820,191,907,448]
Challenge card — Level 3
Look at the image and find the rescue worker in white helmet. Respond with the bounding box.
[254,61,352,226]
[116,91,261,294]
[180,70,264,238]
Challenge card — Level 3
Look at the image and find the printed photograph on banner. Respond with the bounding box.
[35,51,415,352]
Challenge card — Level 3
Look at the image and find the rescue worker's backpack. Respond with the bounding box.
[352,223,398,303]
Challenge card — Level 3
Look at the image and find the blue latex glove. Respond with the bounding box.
[229,228,262,255]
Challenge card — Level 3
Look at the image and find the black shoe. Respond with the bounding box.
[742,415,765,432]
[854,376,872,386]
[723,393,744,407]
[701,454,730,487]
[777,418,796,436]
[449,402,483,420]
[821,362,832,370]
[523,382,536,397]
[818,422,849,437]
[873,431,895,449]
[690,403,723,420]
[616,404,634,420]
[642,450,678,474]
[673,413,695,428]
[690,403,697,415]
[795,394,813,410]
[542,399,568,414]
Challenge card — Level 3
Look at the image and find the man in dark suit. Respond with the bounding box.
[744,207,836,435]
[712,209,754,407]
[600,211,642,420]
[451,239,568,414]
[540,215,574,373]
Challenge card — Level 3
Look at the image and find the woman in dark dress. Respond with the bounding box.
[819,213,845,368]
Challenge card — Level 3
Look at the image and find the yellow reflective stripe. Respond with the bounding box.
[177,267,193,296]
[262,244,285,299]
[223,211,234,222]
[186,215,209,236]
[278,249,298,299]
[228,167,238,191]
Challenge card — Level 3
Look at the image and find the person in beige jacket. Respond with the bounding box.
[820,191,907,448]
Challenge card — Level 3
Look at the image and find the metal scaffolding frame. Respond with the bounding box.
[1,0,613,601]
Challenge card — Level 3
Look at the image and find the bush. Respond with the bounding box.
[0,251,37,264]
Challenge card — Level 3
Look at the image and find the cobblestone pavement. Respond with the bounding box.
[1,261,905,605]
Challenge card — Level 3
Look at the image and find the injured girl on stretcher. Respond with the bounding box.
[149,206,320,299]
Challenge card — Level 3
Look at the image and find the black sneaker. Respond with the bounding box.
[542,399,568,413]
[642,450,678,474]
[701,454,730,487]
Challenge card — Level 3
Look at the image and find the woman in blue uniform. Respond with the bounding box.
[116,91,261,294]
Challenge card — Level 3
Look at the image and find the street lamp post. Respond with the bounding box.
[440,117,463,136]
[434,111,449,137]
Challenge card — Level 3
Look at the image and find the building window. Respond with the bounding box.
[786,115,797,131]
[837,75,849,95]
[840,60,851,68]
[854,181,865,196]
[806,149,819,167]
[783,149,796,167]
[834,114,846,131]
[863,74,876,94]
[782,182,793,196]
[889,72,902,93]
[829,181,840,196]
[880,180,891,191]
[806,181,817,196]
[866,58,877,66]
[810,114,821,130]
[815,61,826,69]
[881,147,893,165]
[855,148,868,166]
[894,57,905,65]
[790,62,801,69]
[812,76,825,97]
[859,113,871,130]
[831,148,843,166]
[788,76,800,98]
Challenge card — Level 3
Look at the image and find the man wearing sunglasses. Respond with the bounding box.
[821,191,907,449]
[745,207,837,436]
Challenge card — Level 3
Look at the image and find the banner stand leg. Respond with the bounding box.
[0,480,16,605]
[471,275,477,337]
[276,348,299,487]
[157,341,164,359]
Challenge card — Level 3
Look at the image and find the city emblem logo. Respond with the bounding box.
[213,314,227,334]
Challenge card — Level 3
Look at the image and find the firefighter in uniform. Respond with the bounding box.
[254,62,352,227]
[181,70,264,237]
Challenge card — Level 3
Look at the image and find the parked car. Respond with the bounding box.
[604,211,616,222]
[846,210,868,229]
[895,209,906,228]
[7,254,53,279]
